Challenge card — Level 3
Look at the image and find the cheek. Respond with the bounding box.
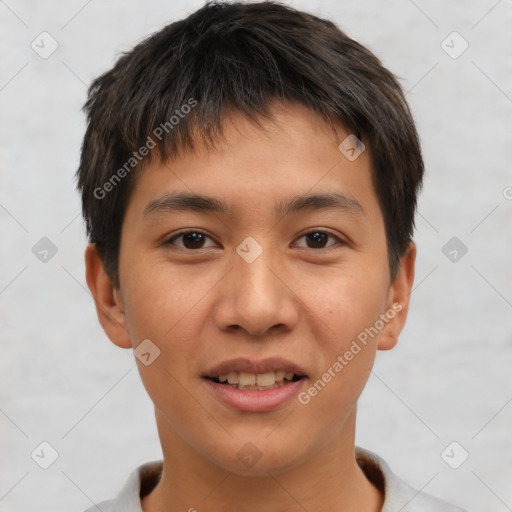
[136,356,218,464]
[295,262,388,407]
[121,258,207,344]
[298,288,383,435]
[301,261,390,348]
[124,272,205,430]
[120,270,209,421]
[331,282,388,342]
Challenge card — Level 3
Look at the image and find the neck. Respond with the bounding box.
[142,408,383,512]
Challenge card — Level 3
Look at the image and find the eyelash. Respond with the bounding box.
[165,230,345,250]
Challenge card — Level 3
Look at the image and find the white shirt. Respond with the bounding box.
[84,447,466,512]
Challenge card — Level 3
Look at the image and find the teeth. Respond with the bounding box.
[275,370,286,381]
[214,370,298,389]
[227,372,238,384]
[239,372,256,386]
[256,372,275,386]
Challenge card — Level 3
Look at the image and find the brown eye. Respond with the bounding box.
[295,231,341,249]
[306,232,328,248]
[167,231,216,249]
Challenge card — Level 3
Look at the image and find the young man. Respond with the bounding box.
[78,2,466,511]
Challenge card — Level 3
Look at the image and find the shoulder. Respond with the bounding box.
[82,460,163,512]
[356,447,467,512]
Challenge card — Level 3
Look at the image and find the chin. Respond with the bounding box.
[205,436,310,477]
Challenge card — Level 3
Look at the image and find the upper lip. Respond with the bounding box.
[203,357,308,378]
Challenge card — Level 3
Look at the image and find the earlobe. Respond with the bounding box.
[378,242,416,351]
[84,244,132,349]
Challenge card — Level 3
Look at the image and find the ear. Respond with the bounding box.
[378,242,416,351]
[84,244,132,349]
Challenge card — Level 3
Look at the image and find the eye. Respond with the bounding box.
[294,230,343,249]
[166,231,217,250]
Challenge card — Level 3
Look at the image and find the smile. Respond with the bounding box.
[208,370,302,391]
[202,357,308,412]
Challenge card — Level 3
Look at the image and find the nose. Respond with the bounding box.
[212,246,300,339]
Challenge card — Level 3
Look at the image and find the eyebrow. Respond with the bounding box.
[143,192,229,218]
[142,191,365,219]
[276,191,365,217]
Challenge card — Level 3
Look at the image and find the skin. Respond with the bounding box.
[85,101,415,512]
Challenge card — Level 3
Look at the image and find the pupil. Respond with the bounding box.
[183,232,205,249]
[307,232,327,248]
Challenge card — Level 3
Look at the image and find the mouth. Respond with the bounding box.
[202,357,308,411]
[206,370,304,391]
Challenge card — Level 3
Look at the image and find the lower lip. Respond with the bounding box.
[203,378,306,412]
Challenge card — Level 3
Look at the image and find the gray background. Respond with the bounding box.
[1,1,511,511]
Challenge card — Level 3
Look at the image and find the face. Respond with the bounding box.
[87,101,414,477]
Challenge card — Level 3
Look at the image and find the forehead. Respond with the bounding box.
[123,101,380,223]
